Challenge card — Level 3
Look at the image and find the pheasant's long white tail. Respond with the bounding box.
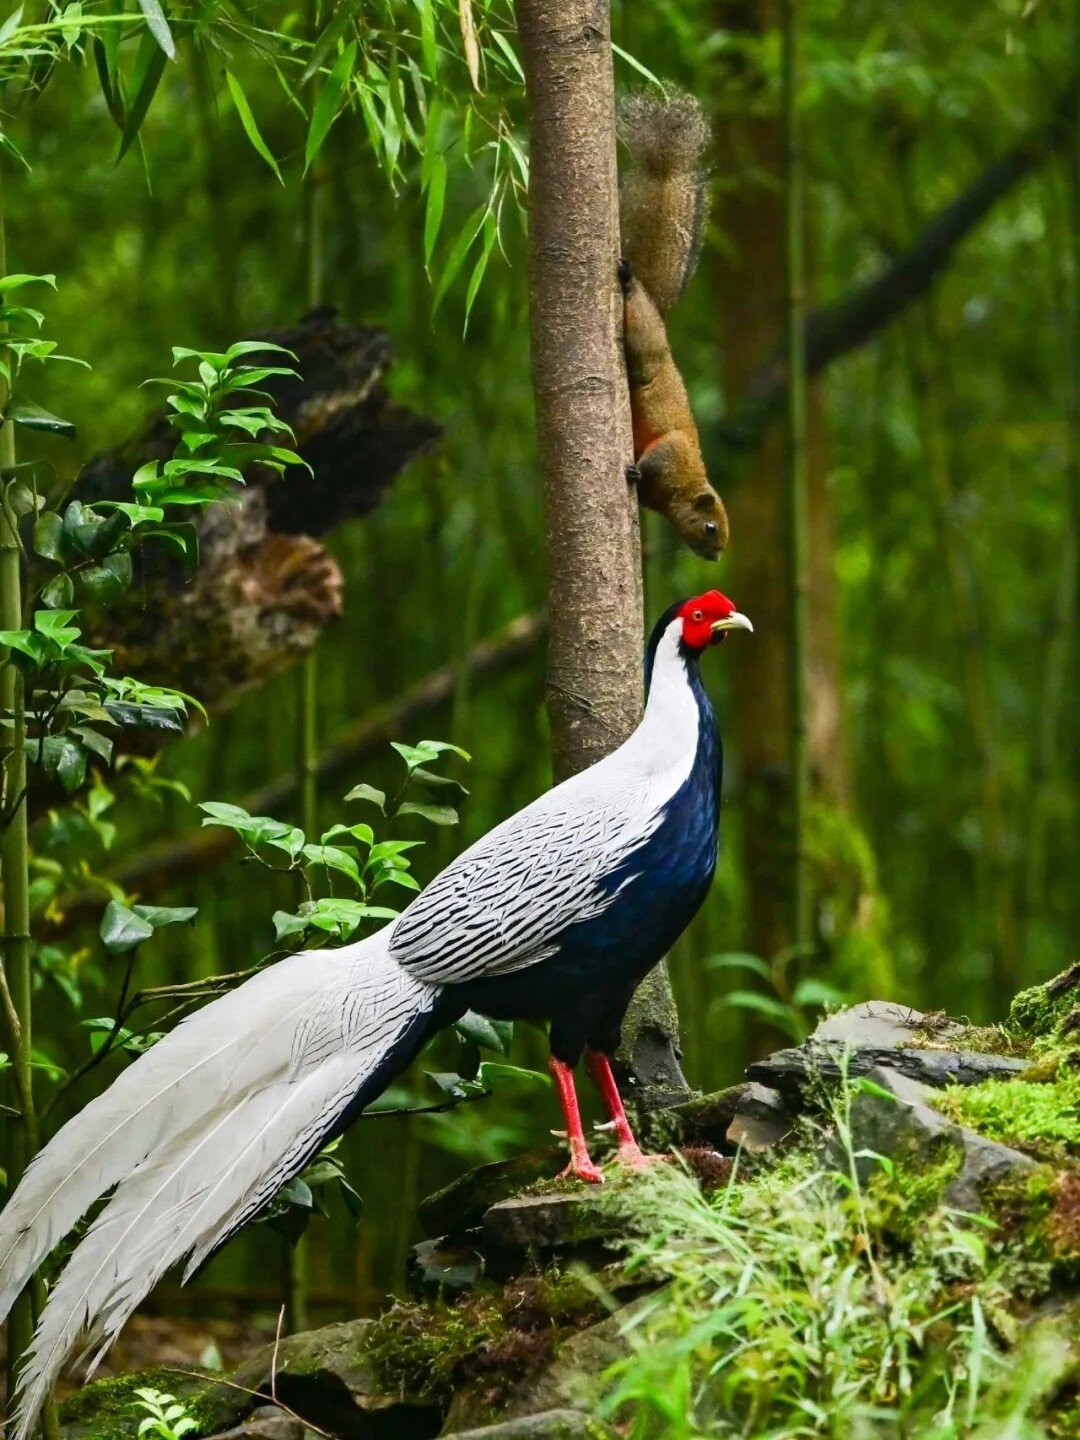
[0,928,442,1440]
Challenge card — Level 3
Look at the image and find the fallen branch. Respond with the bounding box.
[44,612,547,934]
[715,79,1078,463]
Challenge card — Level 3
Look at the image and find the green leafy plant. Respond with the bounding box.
[130,1388,197,1440]
[199,738,470,946]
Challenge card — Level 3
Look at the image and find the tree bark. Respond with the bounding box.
[515,0,687,1102]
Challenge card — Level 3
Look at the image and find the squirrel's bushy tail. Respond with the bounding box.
[618,89,710,316]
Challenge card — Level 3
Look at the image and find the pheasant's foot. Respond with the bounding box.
[559,1154,605,1184]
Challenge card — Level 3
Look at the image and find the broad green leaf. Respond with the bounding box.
[8,399,75,438]
[454,1010,511,1055]
[100,900,155,952]
[477,1061,549,1090]
[132,904,197,929]
[41,571,75,609]
[226,71,283,183]
[41,735,87,793]
[273,910,310,941]
[397,801,458,826]
[344,782,385,811]
[0,274,56,295]
[32,511,65,559]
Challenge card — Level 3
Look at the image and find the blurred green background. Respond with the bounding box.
[2,0,1075,1340]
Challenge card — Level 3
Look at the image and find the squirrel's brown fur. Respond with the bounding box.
[619,90,729,560]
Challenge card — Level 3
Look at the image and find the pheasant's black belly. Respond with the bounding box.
[453,742,720,1061]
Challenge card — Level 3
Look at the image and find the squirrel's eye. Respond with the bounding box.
[704,521,718,537]
[691,609,703,622]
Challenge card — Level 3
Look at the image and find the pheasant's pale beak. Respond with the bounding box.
[711,612,753,638]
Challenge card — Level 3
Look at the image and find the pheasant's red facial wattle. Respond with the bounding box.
[677,590,753,650]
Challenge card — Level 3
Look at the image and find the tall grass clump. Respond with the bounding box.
[601,1103,1072,1439]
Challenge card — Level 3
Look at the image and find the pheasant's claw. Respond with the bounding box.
[550,1128,568,1139]
[593,1119,619,1133]
[559,1157,605,1185]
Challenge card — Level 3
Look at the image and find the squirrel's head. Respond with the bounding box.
[673,487,730,560]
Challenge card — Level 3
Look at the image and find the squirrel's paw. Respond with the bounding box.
[625,463,642,486]
[618,258,633,294]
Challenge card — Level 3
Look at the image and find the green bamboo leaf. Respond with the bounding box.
[301,1,359,86]
[463,209,497,326]
[225,71,283,183]
[117,32,167,164]
[611,42,664,89]
[431,203,487,314]
[423,153,447,270]
[305,41,356,173]
[137,0,176,60]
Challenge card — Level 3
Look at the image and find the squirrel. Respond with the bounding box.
[618,89,729,560]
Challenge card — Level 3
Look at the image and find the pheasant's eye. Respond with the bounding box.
[691,609,703,622]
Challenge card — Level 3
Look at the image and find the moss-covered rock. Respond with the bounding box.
[935,1065,1080,1165]
[60,1366,242,1440]
[1008,965,1080,1041]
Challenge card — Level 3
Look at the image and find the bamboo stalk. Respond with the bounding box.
[0,165,59,1440]
[1023,98,1079,950]
[781,0,812,949]
[283,59,329,1339]
[0,159,36,1419]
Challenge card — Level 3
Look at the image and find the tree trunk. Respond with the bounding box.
[514,0,688,1102]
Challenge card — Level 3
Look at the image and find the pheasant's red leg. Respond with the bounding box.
[586,1050,662,1170]
[549,1058,604,1184]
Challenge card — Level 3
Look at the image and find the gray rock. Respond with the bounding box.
[209,1406,305,1440]
[662,1084,748,1148]
[748,1041,1026,1097]
[481,1190,623,1279]
[846,1065,1034,1214]
[725,1083,795,1152]
[420,1149,565,1238]
[439,1409,612,1438]
[811,1001,932,1048]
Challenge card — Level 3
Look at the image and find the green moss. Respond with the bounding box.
[59,1366,228,1440]
[935,1067,1080,1164]
[366,1293,508,1402]
[867,1133,966,1237]
[1008,966,1080,1039]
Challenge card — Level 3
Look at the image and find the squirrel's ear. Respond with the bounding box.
[693,491,719,512]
